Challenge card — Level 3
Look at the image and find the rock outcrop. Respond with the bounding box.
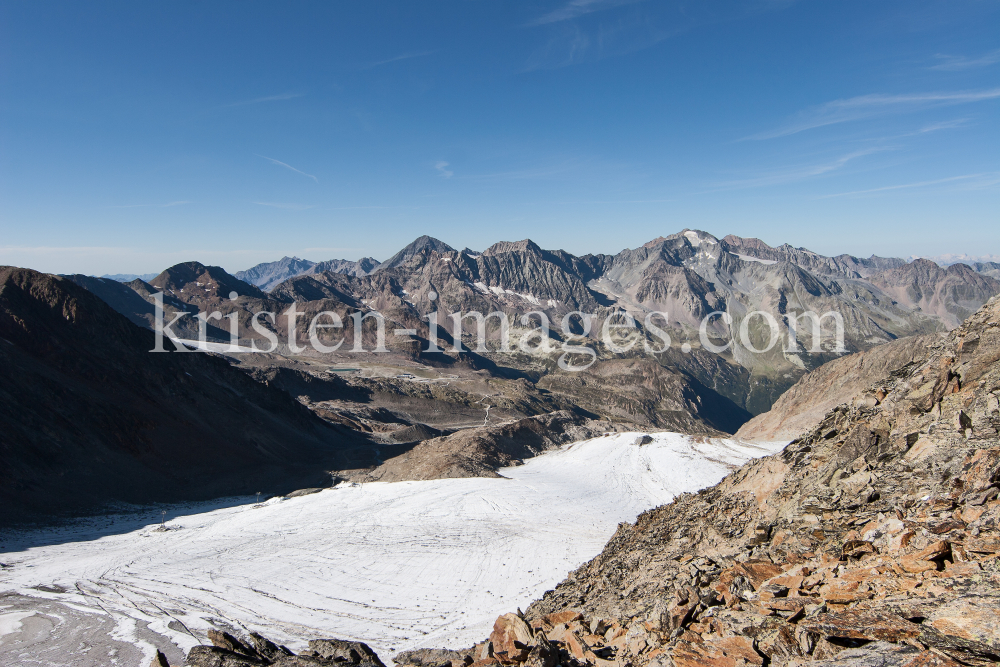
[178,630,386,667]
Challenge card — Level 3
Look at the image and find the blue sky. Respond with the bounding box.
[1,0,998,275]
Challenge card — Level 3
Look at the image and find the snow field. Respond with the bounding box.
[0,433,787,662]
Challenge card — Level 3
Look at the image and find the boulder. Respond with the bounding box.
[394,648,473,667]
[489,613,534,663]
[208,629,258,657]
[307,639,385,667]
[914,595,1000,665]
[541,610,583,626]
[185,645,270,667]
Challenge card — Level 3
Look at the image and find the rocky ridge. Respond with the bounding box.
[735,334,944,442]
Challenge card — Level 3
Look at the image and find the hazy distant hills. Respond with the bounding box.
[972,261,1000,280]
[101,272,158,282]
[233,256,317,291]
[234,255,382,291]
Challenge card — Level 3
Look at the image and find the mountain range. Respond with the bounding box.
[75,230,1000,415]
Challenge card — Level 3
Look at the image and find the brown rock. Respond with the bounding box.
[819,581,873,604]
[959,448,1000,491]
[565,630,591,661]
[737,561,786,589]
[712,636,763,666]
[916,594,1000,663]
[207,629,256,657]
[900,540,951,573]
[150,650,171,667]
[841,540,876,560]
[541,610,583,626]
[670,636,764,667]
[467,660,499,667]
[489,613,534,663]
[755,621,804,666]
[797,611,921,643]
[789,640,961,666]
[964,536,1000,554]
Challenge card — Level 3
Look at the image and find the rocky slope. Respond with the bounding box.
[354,411,612,482]
[63,273,224,341]
[406,294,1000,667]
[309,256,381,278]
[736,334,944,442]
[0,267,376,525]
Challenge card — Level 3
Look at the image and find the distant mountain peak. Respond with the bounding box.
[376,235,455,271]
[482,239,543,256]
[151,261,267,300]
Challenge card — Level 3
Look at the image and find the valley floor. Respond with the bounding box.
[0,433,785,666]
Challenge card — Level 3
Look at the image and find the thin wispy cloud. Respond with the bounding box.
[745,88,1000,140]
[461,160,587,182]
[224,92,303,107]
[527,0,644,26]
[915,118,970,133]
[434,161,454,178]
[328,205,419,210]
[930,48,1000,71]
[107,201,193,209]
[255,154,319,182]
[821,172,1000,198]
[252,202,315,211]
[705,148,889,191]
[363,50,437,69]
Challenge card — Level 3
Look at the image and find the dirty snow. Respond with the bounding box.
[733,253,778,265]
[0,611,36,638]
[170,338,257,353]
[0,433,786,661]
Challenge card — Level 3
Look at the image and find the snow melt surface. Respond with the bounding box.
[0,433,786,660]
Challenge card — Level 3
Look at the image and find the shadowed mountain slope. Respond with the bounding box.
[0,267,373,525]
